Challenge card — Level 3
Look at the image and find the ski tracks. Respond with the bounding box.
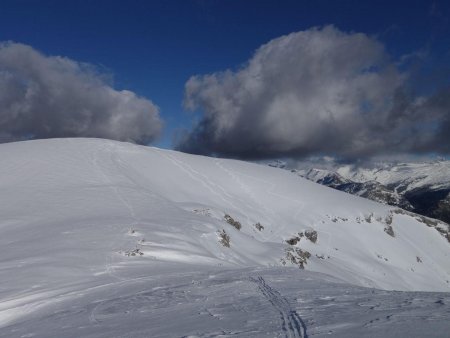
[250,276,308,338]
[214,160,273,223]
[154,150,240,212]
[92,143,140,227]
[91,143,141,282]
[215,160,306,229]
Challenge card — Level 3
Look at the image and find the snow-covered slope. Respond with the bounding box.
[3,266,450,338]
[0,139,449,336]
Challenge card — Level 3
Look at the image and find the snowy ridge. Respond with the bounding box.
[0,139,449,337]
[301,168,350,186]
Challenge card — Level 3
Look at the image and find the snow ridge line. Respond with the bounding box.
[249,276,308,338]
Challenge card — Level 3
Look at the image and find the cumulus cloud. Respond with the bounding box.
[0,42,162,144]
[177,26,450,159]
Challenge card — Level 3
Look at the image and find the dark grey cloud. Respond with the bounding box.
[177,26,450,160]
[0,42,162,144]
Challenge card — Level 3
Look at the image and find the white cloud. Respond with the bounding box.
[0,42,162,144]
[178,26,449,159]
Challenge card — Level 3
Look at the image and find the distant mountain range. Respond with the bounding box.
[284,161,450,224]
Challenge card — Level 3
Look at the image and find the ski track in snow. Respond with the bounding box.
[216,160,307,225]
[91,143,141,282]
[250,276,308,338]
[93,143,139,226]
[214,159,277,225]
[155,149,241,213]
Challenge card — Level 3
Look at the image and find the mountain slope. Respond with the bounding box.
[297,168,413,209]
[296,162,450,223]
[337,161,450,193]
[0,139,449,336]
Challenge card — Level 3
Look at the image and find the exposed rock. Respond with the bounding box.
[385,214,393,225]
[218,229,230,248]
[123,248,144,257]
[286,236,301,246]
[224,214,242,230]
[304,230,318,243]
[285,248,311,269]
[254,222,264,231]
[384,225,395,237]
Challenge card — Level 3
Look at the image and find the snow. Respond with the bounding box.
[300,168,347,184]
[336,161,450,192]
[1,267,449,338]
[0,138,449,337]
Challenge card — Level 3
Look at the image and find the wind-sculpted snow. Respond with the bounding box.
[0,138,449,336]
[1,267,449,338]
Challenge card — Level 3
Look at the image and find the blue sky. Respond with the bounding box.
[0,0,449,156]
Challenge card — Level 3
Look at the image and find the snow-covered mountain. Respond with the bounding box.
[295,162,450,224]
[0,139,449,337]
[297,168,413,210]
[337,161,450,192]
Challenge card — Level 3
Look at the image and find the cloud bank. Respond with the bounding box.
[0,42,162,144]
[177,26,450,159]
